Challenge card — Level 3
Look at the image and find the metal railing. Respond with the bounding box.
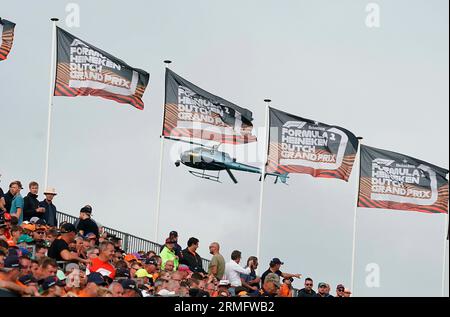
[56,211,211,270]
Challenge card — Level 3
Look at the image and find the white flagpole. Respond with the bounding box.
[350,137,363,296]
[442,212,449,297]
[154,60,172,242]
[44,18,59,189]
[256,99,271,263]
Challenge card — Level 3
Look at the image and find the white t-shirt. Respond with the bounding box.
[224,260,251,287]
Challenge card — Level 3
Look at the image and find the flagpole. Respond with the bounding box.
[44,18,59,189]
[350,137,363,296]
[154,60,172,243]
[442,212,449,297]
[256,99,271,264]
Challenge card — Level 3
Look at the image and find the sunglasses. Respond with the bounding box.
[36,231,46,235]
[337,288,345,291]
[305,284,313,286]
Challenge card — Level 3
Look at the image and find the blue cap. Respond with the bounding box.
[19,274,37,285]
[41,276,65,290]
[87,272,107,286]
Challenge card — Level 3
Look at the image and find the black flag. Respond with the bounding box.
[54,27,150,110]
[163,69,257,144]
[0,18,16,61]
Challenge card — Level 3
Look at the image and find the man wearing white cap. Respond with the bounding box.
[39,187,58,227]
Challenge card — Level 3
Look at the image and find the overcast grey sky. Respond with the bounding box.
[0,0,448,296]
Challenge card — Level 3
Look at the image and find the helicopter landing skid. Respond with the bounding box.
[189,170,222,183]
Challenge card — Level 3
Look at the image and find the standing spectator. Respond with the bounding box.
[3,182,16,215]
[88,241,116,279]
[279,277,294,297]
[23,182,45,222]
[160,238,179,271]
[0,174,6,213]
[224,250,255,290]
[298,278,317,297]
[208,242,225,281]
[260,258,302,286]
[180,237,206,274]
[160,231,182,257]
[47,223,89,264]
[74,205,99,239]
[9,181,24,225]
[240,256,260,293]
[336,284,345,297]
[39,187,58,227]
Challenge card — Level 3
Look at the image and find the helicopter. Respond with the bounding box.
[167,137,289,184]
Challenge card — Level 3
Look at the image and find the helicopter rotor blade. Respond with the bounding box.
[225,169,238,184]
[163,136,216,149]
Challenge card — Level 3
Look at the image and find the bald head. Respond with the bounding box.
[209,242,220,255]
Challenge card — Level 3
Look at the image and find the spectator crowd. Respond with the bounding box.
[1,179,353,298]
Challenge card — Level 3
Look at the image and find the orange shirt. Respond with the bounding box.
[89,257,116,279]
[279,284,293,297]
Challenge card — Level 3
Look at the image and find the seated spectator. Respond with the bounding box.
[0,255,37,297]
[86,247,99,260]
[32,227,46,243]
[109,282,124,297]
[88,241,116,279]
[7,225,23,247]
[279,277,294,297]
[40,276,65,297]
[45,228,59,245]
[121,279,141,297]
[78,272,107,297]
[258,273,280,297]
[47,223,89,264]
[164,260,175,272]
[36,257,58,280]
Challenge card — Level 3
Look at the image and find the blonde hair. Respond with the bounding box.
[97,287,113,297]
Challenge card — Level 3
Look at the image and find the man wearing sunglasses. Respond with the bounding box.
[297,277,317,297]
[336,284,346,297]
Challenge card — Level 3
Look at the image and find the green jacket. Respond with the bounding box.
[160,246,179,270]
